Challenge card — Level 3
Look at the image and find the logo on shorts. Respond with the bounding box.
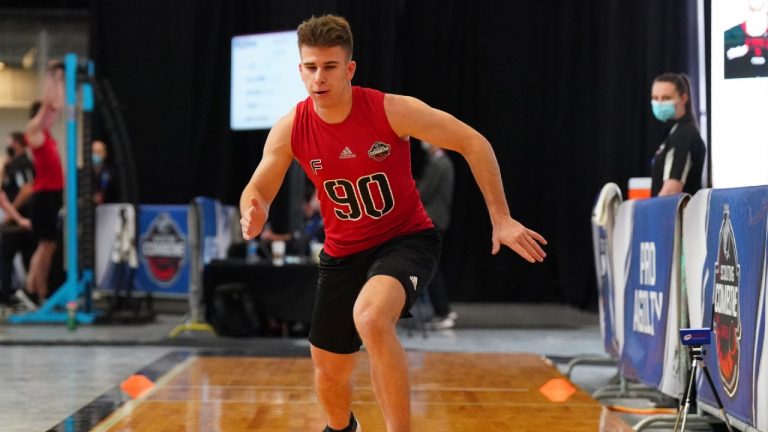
[368,141,391,161]
[713,204,741,397]
[140,213,186,286]
[409,276,418,291]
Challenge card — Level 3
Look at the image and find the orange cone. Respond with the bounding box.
[539,378,576,403]
[120,374,155,399]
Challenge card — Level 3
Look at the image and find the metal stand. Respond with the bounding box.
[168,198,215,338]
[673,345,734,432]
[564,355,617,379]
[9,53,98,325]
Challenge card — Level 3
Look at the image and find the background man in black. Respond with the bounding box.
[0,132,35,306]
[417,141,456,329]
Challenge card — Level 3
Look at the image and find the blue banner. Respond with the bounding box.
[194,197,221,264]
[595,224,618,356]
[621,195,683,395]
[591,183,622,357]
[756,248,767,430]
[135,205,190,296]
[696,186,768,426]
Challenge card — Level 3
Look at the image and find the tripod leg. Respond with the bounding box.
[675,358,698,432]
[700,363,735,432]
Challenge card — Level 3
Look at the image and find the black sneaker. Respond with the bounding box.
[0,295,20,307]
[323,413,360,432]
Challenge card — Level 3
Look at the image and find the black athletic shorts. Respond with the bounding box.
[30,190,63,242]
[308,228,441,354]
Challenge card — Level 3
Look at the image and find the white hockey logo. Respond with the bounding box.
[409,276,418,291]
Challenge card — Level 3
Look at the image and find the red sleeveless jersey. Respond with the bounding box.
[291,86,433,257]
[31,130,64,192]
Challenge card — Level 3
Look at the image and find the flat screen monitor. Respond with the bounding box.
[231,30,307,130]
[711,0,768,187]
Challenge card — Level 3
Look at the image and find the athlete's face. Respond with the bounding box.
[299,45,356,110]
[651,81,687,120]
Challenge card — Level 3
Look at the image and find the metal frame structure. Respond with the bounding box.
[9,53,97,325]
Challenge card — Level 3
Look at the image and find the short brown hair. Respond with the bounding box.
[297,15,353,60]
[10,131,26,147]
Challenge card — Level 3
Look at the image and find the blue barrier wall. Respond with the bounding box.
[135,205,191,296]
[591,183,622,357]
[618,194,685,398]
[685,186,768,427]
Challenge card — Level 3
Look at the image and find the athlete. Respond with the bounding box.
[25,62,65,303]
[240,15,547,432]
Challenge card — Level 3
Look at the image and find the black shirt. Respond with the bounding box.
[650,117,706,197]
[2,154,34,212]
[93,165,120,204]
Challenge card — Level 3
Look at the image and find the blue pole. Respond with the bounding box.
[7,53,97,324]
[64,53,79,300]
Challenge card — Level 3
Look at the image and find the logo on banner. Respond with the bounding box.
[633,241,663,336]
[141,213,186,286]
[713,204,742,397]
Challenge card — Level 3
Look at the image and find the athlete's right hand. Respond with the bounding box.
[241,198,267,240]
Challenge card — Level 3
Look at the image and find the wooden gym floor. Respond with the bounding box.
[79,351,632,432]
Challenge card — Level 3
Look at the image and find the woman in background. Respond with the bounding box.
[649,73,706,197]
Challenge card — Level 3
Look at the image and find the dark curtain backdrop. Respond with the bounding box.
[90,0,698,307]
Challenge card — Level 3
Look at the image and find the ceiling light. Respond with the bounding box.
[22,48,37,70]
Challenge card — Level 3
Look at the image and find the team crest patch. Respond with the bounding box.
[713,204,741,397]
[368,141,391,161]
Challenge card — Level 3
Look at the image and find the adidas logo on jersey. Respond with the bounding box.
[339,147,356,159]
[410,276,418,291]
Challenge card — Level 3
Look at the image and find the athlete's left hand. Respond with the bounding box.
[492,217,547,263]
[240,198,267,240]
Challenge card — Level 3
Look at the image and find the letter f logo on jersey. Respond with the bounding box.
[310,159,323,174]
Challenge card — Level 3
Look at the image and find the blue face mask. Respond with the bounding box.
[651,100,677,122]
[92,154,104,167]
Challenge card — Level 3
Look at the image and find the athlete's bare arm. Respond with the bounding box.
[0,191,31,230]
[384,94,547,263]
[658,179,684,196]
[26,65,64,149]
[239,109,296,240]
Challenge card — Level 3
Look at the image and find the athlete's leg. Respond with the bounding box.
[353,275,409,432]
[28,240,56,299]
[311,345,358,430]
[25,243,41,298]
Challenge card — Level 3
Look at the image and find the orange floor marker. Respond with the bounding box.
[120,374,155,400]
[539,377,576,403]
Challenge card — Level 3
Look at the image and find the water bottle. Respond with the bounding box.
[246,239,259,264]
[66,301,78,331]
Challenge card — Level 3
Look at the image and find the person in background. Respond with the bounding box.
[417,140,456,329]
[0,192,32,231]
[303,186,324,244]
[649,72,706,197]
[0,132,35,307]
[91,139,119,205]
[24,61,65,303]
